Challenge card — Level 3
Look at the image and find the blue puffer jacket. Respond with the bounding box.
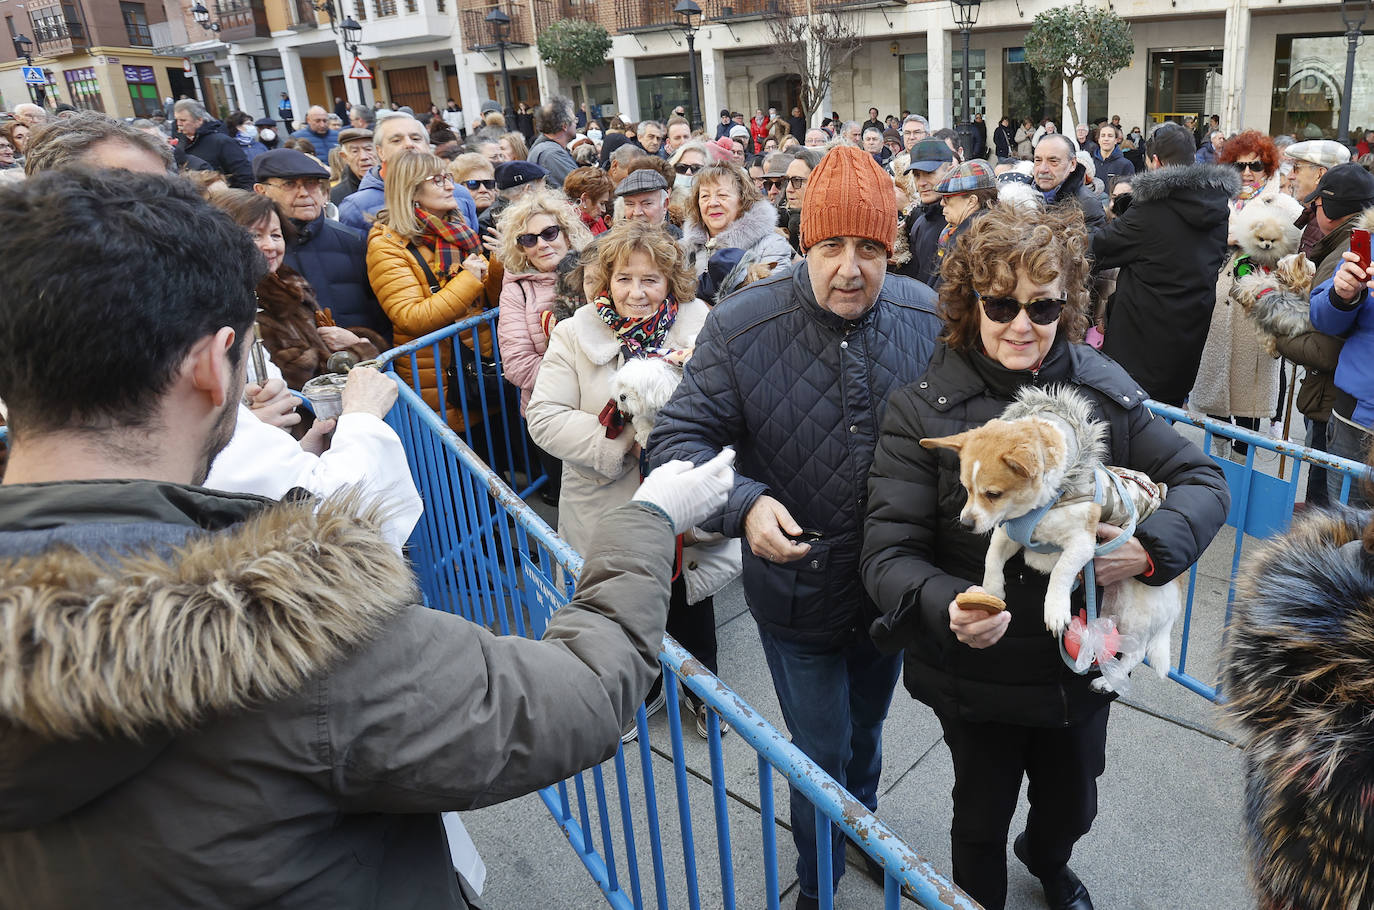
[1310,274,1374,426]
[338,167,479,234]
[284,215,392,345]
[289,126,339,157]
[649,263,943,645]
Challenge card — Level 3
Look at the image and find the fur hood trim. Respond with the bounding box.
[1223,506,1374,910]
[1127,162,1242,204]
[681,199,782,255]
[0,495,417,740]
[1000,385,1108,493]
[1356,207,1374,233]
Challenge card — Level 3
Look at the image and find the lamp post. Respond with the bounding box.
[1337,0,1370,147]
[951,0,981,159]
[674,0,701,132]
[12,34,44,107]
[191,2,221,31]
[340,16,362,105]
[486,7,514,121]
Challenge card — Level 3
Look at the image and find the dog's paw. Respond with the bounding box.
[982,578,1006,601]
[1044,599,1072,636]
[1090,677,1116,694]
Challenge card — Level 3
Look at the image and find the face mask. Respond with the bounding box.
[587,128,602,142]
[260,129,276,142]
[674,173,694,191]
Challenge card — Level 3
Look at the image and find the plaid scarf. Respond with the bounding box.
[413,205,481,279]
[595,294,682,361]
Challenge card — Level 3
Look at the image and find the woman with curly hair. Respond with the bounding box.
[680,161,795,275]
[1219,129,1281,212]
[862,203,1228,910]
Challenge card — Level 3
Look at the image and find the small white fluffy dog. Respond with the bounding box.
[608,357,682,447]
[921,386,1181,693]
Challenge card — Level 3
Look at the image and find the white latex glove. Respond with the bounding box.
[632,448,736,534]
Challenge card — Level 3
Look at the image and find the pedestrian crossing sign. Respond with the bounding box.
[21,66,46,86]
[347,57,371,80]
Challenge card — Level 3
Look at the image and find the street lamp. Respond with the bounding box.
[341,16,362,55]
[486,7,514,121]
[1337,0,1370,146]
[951,0,981,158]
[12,34,44,106]
[674,0,701,132]
[191,2,222,31]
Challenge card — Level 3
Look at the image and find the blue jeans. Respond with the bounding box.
[1327,415,1372,507]
[757,626,903,899]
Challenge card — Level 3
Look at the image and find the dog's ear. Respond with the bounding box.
[920,432,968,453]
[1001,441,1041,478]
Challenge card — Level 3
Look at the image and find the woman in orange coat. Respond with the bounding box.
[366,149,502,427]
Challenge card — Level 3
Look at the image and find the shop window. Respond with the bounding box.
[1271,33,1374,141]
[123,64,158,116]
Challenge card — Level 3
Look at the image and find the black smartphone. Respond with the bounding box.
[786,528,824,543]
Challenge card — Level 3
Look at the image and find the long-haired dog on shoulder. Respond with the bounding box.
[921,385,1181,693]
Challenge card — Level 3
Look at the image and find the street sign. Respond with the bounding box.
[182,57,193,77]
[347,56,372,80]
[21,66,46,86]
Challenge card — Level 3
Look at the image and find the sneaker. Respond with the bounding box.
[621,681,667,744]
[694,701,729,740]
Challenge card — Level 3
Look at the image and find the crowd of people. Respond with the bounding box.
[2,86,1374,910]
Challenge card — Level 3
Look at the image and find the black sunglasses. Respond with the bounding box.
[674,162,703,175]
[978,293,1066,325]
[1232,160,1265,173]
[516,224,563,248]
[762,176,786,189]
[464,178,496,190]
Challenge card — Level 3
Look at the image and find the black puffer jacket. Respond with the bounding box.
[1092,163,1239,406]
[1044,161,1106,233]
[650,262,943,645]
[862,338,1228,727]
[896,201,945,287]
[180,118,253,190]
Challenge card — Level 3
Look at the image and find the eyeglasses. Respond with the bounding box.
[463,178,496,190]
[265,177,327,192]
[787,175,809,190]
[516,224,563,248]
[762,177,786,189]
[1232,160,1266,173]
[978,292,1066,325]
[675,162,703,176]
[425,173,455,188]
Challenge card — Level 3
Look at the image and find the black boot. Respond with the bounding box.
[1014,833,1094,910]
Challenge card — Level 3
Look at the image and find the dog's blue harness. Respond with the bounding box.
[1000,465,1140,673]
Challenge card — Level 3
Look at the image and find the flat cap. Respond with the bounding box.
[480,100,502,114]
[1286,139,1351,170]
[337,127,373,145]
[495,159,548,190]
[906,138,955,173]
[615,168,669,197]
[253,148,329,181]
[936,159,996,195]
[253,116,277,128]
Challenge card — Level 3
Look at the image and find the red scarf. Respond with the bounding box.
[413,205,480,279]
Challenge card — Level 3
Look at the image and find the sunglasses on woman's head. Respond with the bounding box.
[516,224,563,248]
[464,178,496,190]
[977,292,1066,325]
[1232,160,1265,173]
[675,162,703,175]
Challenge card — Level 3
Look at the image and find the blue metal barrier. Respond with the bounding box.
[1143,402,1373,702]
[384,375,980,909]
[377,309,547,500]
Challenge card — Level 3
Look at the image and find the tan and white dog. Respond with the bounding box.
[921,385,1180,692]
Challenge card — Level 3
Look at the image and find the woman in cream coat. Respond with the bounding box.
[527,220,738,738]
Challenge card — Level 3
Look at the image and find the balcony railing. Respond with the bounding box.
[215,0,271,38]
[375,0,398,17]
[459,2,539,48]
[615,0,677,32]
[33,20,86,56]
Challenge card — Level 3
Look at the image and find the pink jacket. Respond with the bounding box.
[497,270,560,413]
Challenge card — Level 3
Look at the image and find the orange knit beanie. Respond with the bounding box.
[799,145,898,253]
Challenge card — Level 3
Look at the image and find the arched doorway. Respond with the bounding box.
[758,73,801,116]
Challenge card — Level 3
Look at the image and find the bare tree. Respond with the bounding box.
[765,1,862,127]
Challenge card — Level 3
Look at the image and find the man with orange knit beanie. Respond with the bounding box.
[650,146,944,909]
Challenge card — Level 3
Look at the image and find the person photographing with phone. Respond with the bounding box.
[1306,163,1374,507]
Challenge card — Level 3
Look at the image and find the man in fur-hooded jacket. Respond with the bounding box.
[1223,508,1374,910]
[0,169,736,908]
[1091,123,1240,405]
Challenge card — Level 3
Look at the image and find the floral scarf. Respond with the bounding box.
[595,294,685,362]
[413,204,481,279]
[1233,181,1264,208]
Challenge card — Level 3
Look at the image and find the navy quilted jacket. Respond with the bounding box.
[649,262,942,645]
[284,215,393,346]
